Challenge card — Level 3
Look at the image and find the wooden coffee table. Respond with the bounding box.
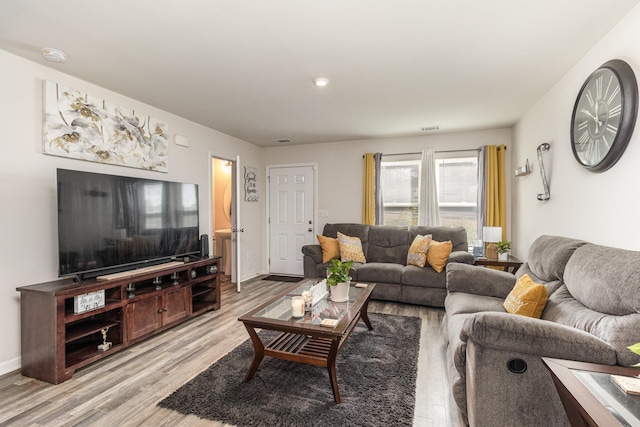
[238,280,375,403]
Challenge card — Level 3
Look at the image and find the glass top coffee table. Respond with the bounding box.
[543,357,640,426]
[238,280,376,403]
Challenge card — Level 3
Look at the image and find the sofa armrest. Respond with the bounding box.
[446,263,516,299]
[448,251,475,265]
[301,244,323,264]
[461,312,617,365]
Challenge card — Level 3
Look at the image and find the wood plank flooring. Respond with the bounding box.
[0,277,465,427]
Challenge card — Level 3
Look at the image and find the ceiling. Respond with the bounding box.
[1,1,639,147]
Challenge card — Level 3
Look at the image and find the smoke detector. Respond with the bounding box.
[41,48,67,63]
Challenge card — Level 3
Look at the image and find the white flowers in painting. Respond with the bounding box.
[43,81,169,172]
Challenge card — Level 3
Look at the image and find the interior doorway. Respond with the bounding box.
[211,158,233,282]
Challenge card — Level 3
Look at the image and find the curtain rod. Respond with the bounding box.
[382,148,485,156]
[362,147,504,158]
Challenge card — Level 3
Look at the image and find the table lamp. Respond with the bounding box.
[483,226,502,259]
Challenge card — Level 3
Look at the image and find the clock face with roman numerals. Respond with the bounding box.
[571,60,638,172]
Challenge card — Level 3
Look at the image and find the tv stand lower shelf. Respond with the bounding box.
[17,256,221,384]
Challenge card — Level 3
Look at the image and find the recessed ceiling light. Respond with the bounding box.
[41,48,67,63]
[313,78,329,87]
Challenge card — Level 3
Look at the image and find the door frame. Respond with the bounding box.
[265,162,318,275]
[209,152,242,292]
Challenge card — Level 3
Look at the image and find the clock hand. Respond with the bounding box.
[580,108,598,121]
[580,108,602,132]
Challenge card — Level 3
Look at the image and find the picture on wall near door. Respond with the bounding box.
[42,80,169,172]
[244,166,258,202]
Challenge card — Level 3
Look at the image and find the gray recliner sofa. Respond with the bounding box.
[302,223,474,307]
[444,235,640,426]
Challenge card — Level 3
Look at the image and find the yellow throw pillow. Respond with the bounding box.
[317,235,340,264]
[503,274,549,318]
[426,240,453,273]
[407,234,432,267]
[337,232,366,263]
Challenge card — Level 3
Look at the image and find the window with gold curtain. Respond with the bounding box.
[484,145,506,240]
[362,153,376,225]
[362,153,383,225]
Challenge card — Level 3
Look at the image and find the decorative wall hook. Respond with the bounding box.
[537,143,551,201]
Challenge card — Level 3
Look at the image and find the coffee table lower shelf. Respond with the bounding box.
[238,281,376,404]
[267,332,334,366]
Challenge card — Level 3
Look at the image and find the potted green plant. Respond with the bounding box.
[326,259,353,302]
[496,240,511,261]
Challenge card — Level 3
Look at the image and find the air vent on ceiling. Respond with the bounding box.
[274,139,292,143]
[421,126,440,132]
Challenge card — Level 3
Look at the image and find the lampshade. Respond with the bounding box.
[483,227,502,243]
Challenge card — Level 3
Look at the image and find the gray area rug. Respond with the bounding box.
[158,313,421,426]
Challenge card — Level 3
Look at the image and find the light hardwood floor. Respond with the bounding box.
[0,277,464,427]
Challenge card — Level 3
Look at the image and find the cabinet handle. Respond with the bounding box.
[157,309,163,313]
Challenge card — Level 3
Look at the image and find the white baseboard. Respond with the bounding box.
[0,356,21,377]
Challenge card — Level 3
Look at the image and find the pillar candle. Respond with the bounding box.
[291,296,305,318]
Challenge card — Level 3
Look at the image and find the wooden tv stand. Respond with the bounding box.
[16,256,221,384]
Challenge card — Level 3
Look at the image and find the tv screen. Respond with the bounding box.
[57,169,200,279]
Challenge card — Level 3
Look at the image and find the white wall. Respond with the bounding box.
[0,49,265,374]
[512,4,640,258]
[263,128,512,234]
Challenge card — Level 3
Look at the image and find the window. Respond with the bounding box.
[380,159,420,226]
[435,153,479,241]
[380,151,479,240]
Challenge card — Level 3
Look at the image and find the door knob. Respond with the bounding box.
[308,228,312,232]
[308,220,312,224]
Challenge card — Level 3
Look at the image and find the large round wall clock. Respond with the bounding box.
[570,59,638,172]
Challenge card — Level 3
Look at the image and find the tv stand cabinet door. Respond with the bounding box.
[163,286,190,324]
[127,296,162,341]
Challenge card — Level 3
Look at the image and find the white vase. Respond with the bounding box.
[498,252,509,261]
[330,281,350,302]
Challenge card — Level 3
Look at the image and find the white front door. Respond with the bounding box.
[268,165,315,275]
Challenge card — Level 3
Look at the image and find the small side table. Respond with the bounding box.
[543,357,640,426]
[474,255,522,274]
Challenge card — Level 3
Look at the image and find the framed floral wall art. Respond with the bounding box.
[43,80,169,172]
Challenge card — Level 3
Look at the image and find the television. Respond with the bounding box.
[57,168,200,280]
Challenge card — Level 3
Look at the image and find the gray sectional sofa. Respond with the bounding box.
[302,223,474,307]
[444,235,640,426]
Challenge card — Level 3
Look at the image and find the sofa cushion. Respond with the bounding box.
[564,243,640,316]
[337,232,366,263]
[410,225,468,252]
[515,264,564,296]
[317,235,340,263]
[542,285,640,367]
[323,223,370,254]
[503,274,548,318]
[402,265,445,288]
[427,240,453,273]
[406,234,431,267]
[356,262,403,284]
[526,235,587,282]
[367,226,411,264]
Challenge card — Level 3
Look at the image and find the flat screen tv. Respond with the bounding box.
[57,168,200,280]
